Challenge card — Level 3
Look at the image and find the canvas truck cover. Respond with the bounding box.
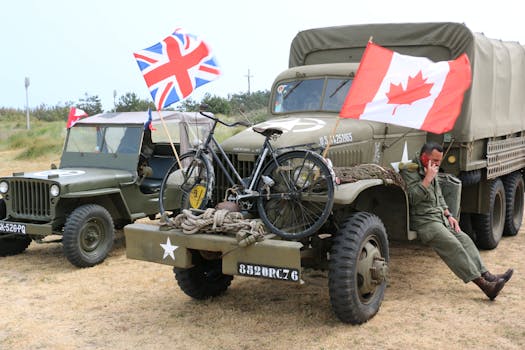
[289,22,525,141]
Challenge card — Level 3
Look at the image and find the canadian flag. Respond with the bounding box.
[340,43,472,134]
[66,107,88,128]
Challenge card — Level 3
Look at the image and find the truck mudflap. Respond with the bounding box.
[125,223,304,282]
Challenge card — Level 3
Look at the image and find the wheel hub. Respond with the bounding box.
[357,241,389,297]
[81,222,103,252]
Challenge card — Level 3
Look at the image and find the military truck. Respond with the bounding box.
[0,111,212,267]
[124,23,525,324]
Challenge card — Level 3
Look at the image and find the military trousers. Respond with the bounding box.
[415,221,487,283]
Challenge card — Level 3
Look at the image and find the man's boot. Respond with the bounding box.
[482,268,514,283]
[472,277,506,300]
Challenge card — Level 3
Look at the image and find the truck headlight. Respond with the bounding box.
[50,184,60,197]
[0,181,8,194]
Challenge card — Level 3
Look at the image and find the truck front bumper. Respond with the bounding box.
[125,223,304,282]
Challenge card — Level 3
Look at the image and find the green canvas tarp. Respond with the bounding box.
[289,22,525,141]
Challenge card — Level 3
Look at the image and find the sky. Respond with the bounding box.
[1,0,524,112]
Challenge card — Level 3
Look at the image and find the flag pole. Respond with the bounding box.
[156,109,183,170]
[322,36,374,159]
[322,117,341,159]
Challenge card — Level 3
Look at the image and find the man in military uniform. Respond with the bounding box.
[399,142,513,300]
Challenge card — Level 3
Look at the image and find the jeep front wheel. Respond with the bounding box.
[329,212,389,324]
[63,204,114,268]
[174,251,233,299]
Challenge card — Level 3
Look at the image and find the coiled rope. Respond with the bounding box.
[166,208,266,247]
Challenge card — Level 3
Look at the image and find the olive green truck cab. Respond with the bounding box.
[0,111,211,267]
[124,23,525,324]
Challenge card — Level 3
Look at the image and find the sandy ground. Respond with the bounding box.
[1,151,524,349]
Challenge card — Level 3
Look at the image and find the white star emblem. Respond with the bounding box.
[256,117,325,133]
[391,141,411,172]
[160,237,178,260]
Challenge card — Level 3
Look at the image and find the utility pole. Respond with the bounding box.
[24,77,30,130]
[245,69,253,94]
[113,89,117,110]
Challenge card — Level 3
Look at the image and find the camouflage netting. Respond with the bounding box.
[334,164,406,190]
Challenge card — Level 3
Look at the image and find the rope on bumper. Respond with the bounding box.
[166,208,266,247]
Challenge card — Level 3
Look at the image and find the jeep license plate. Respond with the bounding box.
[0,221,27,234]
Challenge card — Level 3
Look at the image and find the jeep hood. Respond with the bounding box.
[11,168,134,192]
[220,114,376,153]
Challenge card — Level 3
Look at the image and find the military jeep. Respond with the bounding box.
[0,111,212,267]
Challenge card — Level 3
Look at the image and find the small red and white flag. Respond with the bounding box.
[340,43,472,134]
[66,107,88,128]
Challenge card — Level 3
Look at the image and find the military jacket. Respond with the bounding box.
[399,153,448,230]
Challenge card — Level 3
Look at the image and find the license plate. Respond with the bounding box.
[238,262,300,282]
[0,221,27,234]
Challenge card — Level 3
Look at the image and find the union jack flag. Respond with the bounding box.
[133,28,221,110]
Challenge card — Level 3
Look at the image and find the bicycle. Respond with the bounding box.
[159,112,335,240]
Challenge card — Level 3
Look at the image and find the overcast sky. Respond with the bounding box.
[1,0,523,112]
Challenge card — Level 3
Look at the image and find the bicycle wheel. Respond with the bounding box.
[257,150,334,240]
[159,151,214,216]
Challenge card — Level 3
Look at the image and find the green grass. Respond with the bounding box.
[1,120,65,159]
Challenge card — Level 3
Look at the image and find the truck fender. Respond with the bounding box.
[333,179,384,205]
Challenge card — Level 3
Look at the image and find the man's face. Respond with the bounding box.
[421,149,443,168]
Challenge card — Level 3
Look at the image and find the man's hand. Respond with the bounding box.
[422,160,439,187]
[448,215,461,233]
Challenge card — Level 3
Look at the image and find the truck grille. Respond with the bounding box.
[10,179,52,219]
[214,153,255,203]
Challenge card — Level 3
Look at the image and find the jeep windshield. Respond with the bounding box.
[65,126,142,154]
[273,77,352,114]
[60,125,143,171]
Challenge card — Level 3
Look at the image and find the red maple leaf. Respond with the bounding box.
[386,71,433,115]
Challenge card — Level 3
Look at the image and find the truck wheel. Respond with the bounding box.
[473,178,505,249]
[459,212,476,241]
[173,251,233,299]
[459,170,481,186]
[63,204,114,268]
[503,172,524,236]
[328,212,389,324]
[0,198,32,256]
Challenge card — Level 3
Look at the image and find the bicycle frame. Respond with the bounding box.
[194,116,278,197]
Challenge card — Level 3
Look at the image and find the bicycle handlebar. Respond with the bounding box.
[199,111,252,128]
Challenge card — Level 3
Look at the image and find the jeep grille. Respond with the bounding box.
[10,179,52,219]
[214,153,255,203]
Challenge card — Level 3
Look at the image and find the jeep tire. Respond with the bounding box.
[174,251,233,299]
[63,204,114,268]
[329,212,389,324]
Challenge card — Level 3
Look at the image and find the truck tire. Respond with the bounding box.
[459,212,476,241]
[503,172,524,236]
[472,179,505,249]
[173,251,233,299]
[63,204,114,268]
[328,212,389,324]
[0,198,32,256]
[458,170,481,186]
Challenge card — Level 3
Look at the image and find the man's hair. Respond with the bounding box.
[420,142,443,155]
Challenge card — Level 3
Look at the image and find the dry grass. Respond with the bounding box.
[1,154,524,350]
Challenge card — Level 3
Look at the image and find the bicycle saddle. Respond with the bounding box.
[252,127,283,137]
